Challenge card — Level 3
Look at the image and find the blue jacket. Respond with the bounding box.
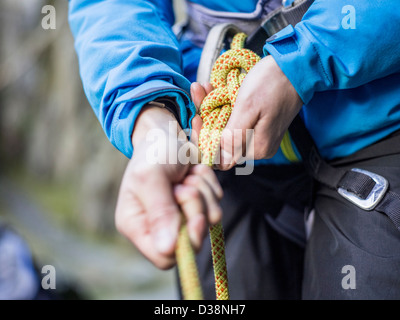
[68,0,400,164]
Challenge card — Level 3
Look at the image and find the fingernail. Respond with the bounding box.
[201,82,209,88]
[154,229,174,254]
[210,206,222,225]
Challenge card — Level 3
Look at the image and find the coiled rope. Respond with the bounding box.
[176,32,261,300]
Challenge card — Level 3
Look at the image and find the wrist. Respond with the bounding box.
[132,105,182,149]
[264,55,303,106]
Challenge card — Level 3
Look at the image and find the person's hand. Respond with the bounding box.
[216,55,303,170]
[114,106,223,269]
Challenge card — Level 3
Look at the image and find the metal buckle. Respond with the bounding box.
[338,168,389,211]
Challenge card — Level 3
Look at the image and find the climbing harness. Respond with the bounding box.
[196,0,314,84]
[288,115,400,231]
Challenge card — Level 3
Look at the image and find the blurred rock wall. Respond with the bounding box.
[0,0,129,234]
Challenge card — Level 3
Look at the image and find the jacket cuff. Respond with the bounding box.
[263,24,333,104]
[109,80,195,158]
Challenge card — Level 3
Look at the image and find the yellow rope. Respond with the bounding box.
[176,31,300,300]
[176,222,203,300]
[199,33,260,300]
[176,32,260,300]
[281,131,300,162]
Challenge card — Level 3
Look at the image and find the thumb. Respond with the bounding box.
[190,82,207,111]
[135,170,182,255]
[190,82,213,148]
[219,105,258,170]
[190,114,202,147]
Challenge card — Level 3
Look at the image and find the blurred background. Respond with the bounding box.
[0,0,186,299]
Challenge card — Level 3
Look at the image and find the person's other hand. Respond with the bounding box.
[114,106,222,269]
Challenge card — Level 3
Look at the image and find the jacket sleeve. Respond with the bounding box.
[68,0,196,158]
[263,0,400,104]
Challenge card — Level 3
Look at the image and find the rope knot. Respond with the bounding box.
[199,33,261,167]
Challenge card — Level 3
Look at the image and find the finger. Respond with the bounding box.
[203,82,214,95]
[218,90,259,170]
[252,117,281,159]
[190,82,214,147]
[115,190,176,269]
[132,165,182,258]
[189,164,223,200]
[190,114,203,147]
[174,184,207,251]
[190,82,208,112]
[183,174,222,225]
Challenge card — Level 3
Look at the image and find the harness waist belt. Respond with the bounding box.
[289,114,400,231]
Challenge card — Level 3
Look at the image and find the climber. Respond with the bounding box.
[68,0,400,299]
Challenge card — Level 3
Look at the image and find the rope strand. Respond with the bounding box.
[177,32,261,300]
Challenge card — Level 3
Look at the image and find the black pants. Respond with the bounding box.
[195,163,313,300]
[195,136,400,300]
[303,152,400,299]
